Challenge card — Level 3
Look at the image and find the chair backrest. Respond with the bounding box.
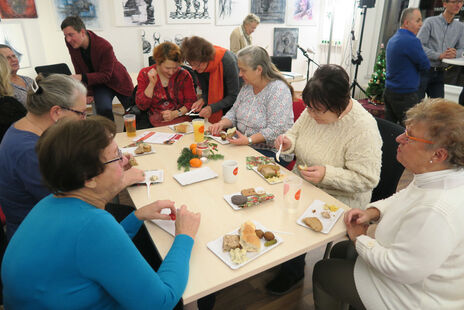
[292,99,306,122]
[271,56,292,72]
[371,117,405,202]
[35,63,72,76]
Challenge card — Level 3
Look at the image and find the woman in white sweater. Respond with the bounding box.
[313,98,464,309]
[266,64,382,295]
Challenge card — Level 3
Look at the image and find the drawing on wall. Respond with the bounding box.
[273,28,298,59]
[286,0,319,26]
[166,0,212,24]
[140,29,189,67]
[251,0,285,24]
[0,23,30,68]
[114,0,161,26]
[216,0,249,25]
[54,0,101,29]
[0,0,37,18]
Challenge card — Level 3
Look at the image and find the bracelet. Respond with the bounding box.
[248,136,253,145]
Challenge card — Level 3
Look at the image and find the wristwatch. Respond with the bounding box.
[177,109,182,117]
[248,136,253,145]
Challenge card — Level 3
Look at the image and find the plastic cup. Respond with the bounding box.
[192,118,205,142]
[283,176,303,213]
[124,114,136,137]
[222,160,239,183]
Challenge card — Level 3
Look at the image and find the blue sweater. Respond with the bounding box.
[0,125,50,240]
[386,28,430,93]
[2,195,194,310]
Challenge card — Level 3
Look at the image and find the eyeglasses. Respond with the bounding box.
[60,106,87,119]
[404,129,434,144]
[103,148,123,165]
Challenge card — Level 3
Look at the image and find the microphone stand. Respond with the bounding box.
[297,46,319,81]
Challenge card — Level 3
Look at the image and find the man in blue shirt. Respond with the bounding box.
[417,0,464,100]
[385,8,430,125]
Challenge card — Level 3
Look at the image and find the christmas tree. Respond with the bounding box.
[366,44,386,104]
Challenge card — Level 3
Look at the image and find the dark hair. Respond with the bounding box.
[181,36,215,63]
[36,116,116,194]
[302,64,350,116]
[153,42,183,65]
[60,16,86,31]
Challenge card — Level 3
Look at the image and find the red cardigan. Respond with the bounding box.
[65,30,133,97]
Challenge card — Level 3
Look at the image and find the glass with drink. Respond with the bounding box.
[124,114,136,137]
[192,118,205,142]
[283,176,303,213]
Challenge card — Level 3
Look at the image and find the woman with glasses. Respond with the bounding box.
[181,36,240,123]
[266,65,382,295]
[2,117,201,309]
[313,98,464,309]
[0,74,91,240]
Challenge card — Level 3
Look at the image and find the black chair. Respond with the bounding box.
[34,63,72,76]
[271,56,292,72]
[125,85,152,130]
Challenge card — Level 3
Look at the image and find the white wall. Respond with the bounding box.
[5,0,385,94]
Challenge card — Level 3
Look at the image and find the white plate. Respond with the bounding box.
[173,167,218,186]
[223,187,271,211]
[296,200,344,234]
[207,221,283,270]
[121,146,155,157]
[205,134,230,145]
[251,166,284,184]
[168,123,193,134]
[151,208,175,236]
[136,170,164,184]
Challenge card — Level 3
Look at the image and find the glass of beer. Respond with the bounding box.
[124,114,136,137]
[192,118,205,142]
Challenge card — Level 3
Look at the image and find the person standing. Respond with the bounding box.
[61,16,134,121]
[417,0,464,100]
[230,14,260,54]
[384,8,430,125]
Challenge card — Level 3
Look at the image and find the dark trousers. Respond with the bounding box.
[383,88,419,126]
[93,85,132,121]
[418,69,444,100]
[312,240,365,310]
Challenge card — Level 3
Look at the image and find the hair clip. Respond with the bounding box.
[31,80,43,94]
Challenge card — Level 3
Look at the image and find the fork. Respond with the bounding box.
[275,138,284,162]
[145,178,151,199]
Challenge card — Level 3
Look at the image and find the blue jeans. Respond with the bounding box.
[93,85,132,121]
[418,69,444,100]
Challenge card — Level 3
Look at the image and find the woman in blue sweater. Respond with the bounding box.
[1,117,201,309]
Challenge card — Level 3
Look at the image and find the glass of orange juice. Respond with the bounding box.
[123,114,136,137]
[192,118,205,142]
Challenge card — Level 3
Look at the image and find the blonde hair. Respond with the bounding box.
[243,13,260,26]
[0,54,13,96]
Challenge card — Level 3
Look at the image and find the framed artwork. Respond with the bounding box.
[140,29,190,67]
[0,23,30,68]
[273,28,299,59]
[0,0,37,18]
[166,0,212,24]
[215,0,250,26]
[54,0,101,29]
[286,0,319,26]
[114,0,161,26]
[251,0,285,24]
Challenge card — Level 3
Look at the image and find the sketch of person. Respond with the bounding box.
[174,0,182,17]
[202,0,209,18]
[184,0,192,17]
[141,30,151,54]
[218,0,232,19]
[193,0,200,17]
[294,0,312,20]
[144,0,155,24]
[174,34,184,46]
[277,32,295,55]
[123,0,140,17]
[261,0,272,13]
[153,32,161,46]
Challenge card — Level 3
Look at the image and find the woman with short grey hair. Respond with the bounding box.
[230,13,260,54]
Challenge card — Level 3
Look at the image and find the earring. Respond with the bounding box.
[429,160,433,164]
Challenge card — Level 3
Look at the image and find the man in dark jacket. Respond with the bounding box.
[61,16,133,121]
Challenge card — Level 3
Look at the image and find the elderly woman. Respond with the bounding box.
[0,44,34,106]
[230,13,260,54]
[0,74,89,240]
[313,98,464,310]
[181,36,240,123]
[136,41,197,127]
[266,64,382,295]
[2,117,201,309]
[208,46,294,163]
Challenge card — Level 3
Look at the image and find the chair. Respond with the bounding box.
[271,56,292,72]
[34,63,72,76]
[284,99,306,171]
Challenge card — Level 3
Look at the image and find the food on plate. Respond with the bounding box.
[220,131,227,141]
[255,229,264,239]
[134,143,152,154]
[257,164,280,179]
[264,239,277,247]
[263,231,275,241]
[222,234,241,251]
[240,193,275,208]
[321,211,331,219]
[226,127,236,138]
[239,221,261,252]
[174,122,189,133]
[298,164,308,171]
[229,248,248,264]
[150,175,158,182]
[323,204,340,212]
[231,194,248,206]
[129,157,138,166]
[303,217,323,232]
[134,144,144,154]
[241,188,257,197]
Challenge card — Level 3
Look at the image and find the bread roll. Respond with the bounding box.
[239,221,261,252]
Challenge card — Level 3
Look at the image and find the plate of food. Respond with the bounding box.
[252,164,285,184]
[173,166,218,186]
[121,143,155,157]
[223,187,275,210]
[246,156,275,170]
[136,170,164,184]
[205,127,237,145]
[169,122,193,134]
[297,200,344,234]
[207,220,283,269]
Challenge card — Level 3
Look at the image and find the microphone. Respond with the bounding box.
[297,44,307,54]
[306,47,315,54]
[297,44,315,55]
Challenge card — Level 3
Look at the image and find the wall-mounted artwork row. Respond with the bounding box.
[54,0,101,29]
[251,0,285,24]
[166,0,212,24]
[215,0,250,26]
[140,29,191,67]
[273,27,299,59]
[0,23,30,68]
[0,0,37,18]
[114,0,161,26]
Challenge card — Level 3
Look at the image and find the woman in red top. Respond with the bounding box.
[136,42,197,127]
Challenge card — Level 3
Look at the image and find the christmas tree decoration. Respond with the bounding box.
[366,44,386,104]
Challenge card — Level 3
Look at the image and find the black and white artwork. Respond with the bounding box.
[251,0,285,24]
[54,0,100,29]
[273,28,298,59]
[140,29,190,66]
[0,24,30,68]
[215,0,249,25]
[114,0,161,26]
[166,0,212,24]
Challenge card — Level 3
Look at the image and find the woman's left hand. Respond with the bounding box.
[199,106,212,118]
[122,153,134,171]
[346,220,369,242]
[299,165,326,183]
[161,110,177,122]
[228,130,248,145]
[134,200,177,221]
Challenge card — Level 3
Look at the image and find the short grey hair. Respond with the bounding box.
[243,13,260,26]
[400,7,418,26]
[27,74,87,115]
